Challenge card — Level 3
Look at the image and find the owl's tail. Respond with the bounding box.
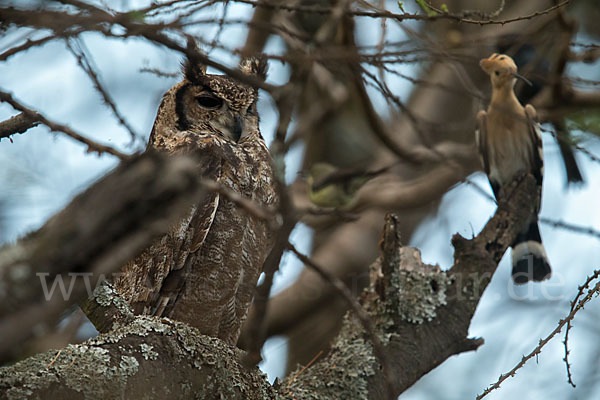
[511,221,551,284]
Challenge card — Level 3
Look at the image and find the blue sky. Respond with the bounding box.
[1,1,599,398]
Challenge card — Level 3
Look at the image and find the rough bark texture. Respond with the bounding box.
[0,112,39,139]
[0,152,205,361]
[0,172,539,399]
[282,175,539,398]
[249,0,566,372]
[0,317,275,400]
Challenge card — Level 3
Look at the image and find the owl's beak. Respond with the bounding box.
[232,114,243,142]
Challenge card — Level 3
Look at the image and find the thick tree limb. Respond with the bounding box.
[249,0,570,371]
[0,316,274,400]
[0,174,539,399]
[283,175,539,398]
[0,151,205,361]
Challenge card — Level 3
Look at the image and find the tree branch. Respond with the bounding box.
[0,151,205,361]
[0,89,128,159]
[0,316,274,399]
[0,112,40,140]
[1,174,541,399]
[283,174,539,398]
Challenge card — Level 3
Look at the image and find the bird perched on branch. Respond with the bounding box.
[496,35,583,185]
[476,53,551,284]
[306,162,390,209]
[114,51,278,345]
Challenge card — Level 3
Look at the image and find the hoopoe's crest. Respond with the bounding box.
[479,53,528,89]
[476,53,551,284]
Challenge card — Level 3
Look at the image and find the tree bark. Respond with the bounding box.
[0,151,205,362]
[1,170,540,399]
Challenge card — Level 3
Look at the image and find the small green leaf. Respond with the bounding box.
[440,3,449,13]
[415,0,438,16]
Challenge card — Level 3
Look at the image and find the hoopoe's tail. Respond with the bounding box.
[511,221,552,284]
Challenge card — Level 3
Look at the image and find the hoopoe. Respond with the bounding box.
[476,53,551,284]
[496,36,583,184]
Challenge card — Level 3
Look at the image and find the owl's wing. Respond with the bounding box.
[117,140,223,317]
[150,146,223,317]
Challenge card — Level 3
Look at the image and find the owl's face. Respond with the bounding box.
[149,56,267,151]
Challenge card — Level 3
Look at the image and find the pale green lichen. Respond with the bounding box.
[2,341,140,400]
[389,247,453,324]
[92,281,134,317]
[1,316,275,399]
[139,343,158,360]
[283,315,376,400]
[119,355,139,375]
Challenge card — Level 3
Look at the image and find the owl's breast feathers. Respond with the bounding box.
[115,129,278,344]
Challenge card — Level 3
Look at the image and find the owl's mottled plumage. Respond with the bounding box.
[114,55,277,344]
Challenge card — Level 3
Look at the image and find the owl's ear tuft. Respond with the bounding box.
[182,39,207,82]
[239,55,268,80]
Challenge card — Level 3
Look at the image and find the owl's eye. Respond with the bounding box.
[196,95,223,109]
[494,71,500,76]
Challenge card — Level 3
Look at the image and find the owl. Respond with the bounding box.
[114,54,278,345]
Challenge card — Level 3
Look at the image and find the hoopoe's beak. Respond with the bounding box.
[512,72,533,86]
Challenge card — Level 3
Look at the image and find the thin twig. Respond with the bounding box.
[139,67,179,78]
[477,270,600,399]
[562,270,600,387]
[46,349,63,368]
[285,349,324,389]
[0,34,56,62]
[242,187,297,367]
[199,177,277,222]
[0,89,128,159]
[540,126,600,163]
[287,243,398,400]
[66,38,141,145]
[0,112,40,140]
[229,0,569,26]
[540,218,600,240]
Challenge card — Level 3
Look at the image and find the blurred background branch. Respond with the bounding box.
[0,0,599,398]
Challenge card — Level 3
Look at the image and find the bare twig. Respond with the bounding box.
[229,0,569,26]
[562,270,600,387]
[0,34,57,62]
[285,350,324,390]
[0,89,128,159]
[540,126,600,163]
[200,177,277,222]
[139,67,179,78]
[287,243,397,400]
[242,187,297,367]
[66,38,141,144]
[0,112,40,140]
[540,218,600,240]
[477,270,600,399]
